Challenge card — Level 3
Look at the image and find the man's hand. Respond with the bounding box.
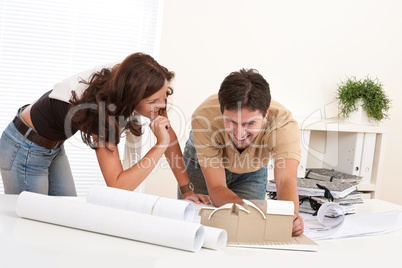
[292,211,304,236]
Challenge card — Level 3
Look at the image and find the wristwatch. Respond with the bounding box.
[179,182,194,195]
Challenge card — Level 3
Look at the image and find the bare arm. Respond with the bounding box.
[274,158,303,236]
[95,141,167,190]
[201,165,244,207]
[163,128,190,188]
[95,115,170,190]
[164,127,210,204]
[274,158,299,210]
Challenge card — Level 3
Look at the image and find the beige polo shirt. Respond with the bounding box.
[191,94,301,173]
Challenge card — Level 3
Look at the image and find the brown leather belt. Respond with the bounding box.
[13,116,64,150]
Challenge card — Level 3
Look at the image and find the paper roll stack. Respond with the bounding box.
[87,185,195,222]
[86,186,227,250]
[16,191,204,252]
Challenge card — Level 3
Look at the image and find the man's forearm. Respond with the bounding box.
[209,185,244,207]
[276,180,300,212]
[274,159,300,212]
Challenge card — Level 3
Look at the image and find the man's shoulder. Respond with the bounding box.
[266,99,294,123]
[193,94,221,117]
[269,99,289,112]
[191,94,225,139]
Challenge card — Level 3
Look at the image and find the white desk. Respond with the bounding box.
[1,195,401,268]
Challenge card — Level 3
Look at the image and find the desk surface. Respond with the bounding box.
[1,195,401,268]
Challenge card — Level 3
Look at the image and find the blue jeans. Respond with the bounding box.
[0,115,77,196]
[181,132,267,200]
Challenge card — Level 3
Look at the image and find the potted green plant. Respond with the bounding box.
[336,76,391,124]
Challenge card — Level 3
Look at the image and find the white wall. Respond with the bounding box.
[146,0,402,205]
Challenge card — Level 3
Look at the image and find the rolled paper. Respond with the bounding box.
[87,186,227,250]
[16,191,205,252]
[87,186,195,222]
[317,202,345,230]
[203,226,227,250]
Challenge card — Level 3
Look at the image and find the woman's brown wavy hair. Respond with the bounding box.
[70,53,174,150]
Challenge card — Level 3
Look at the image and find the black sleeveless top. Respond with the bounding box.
[30,90,79,141]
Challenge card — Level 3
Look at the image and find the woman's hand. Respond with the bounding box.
[149,115,171,148]
[183,192,211,205]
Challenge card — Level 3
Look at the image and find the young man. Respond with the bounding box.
[182,68,303,236]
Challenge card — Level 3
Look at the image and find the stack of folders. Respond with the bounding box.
[267,168,364,216]
[305,168,363,183]
[298,192,363,216]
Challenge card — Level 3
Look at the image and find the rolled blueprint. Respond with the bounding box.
[87,186,195,222]
[303,201,346,240]
[317,202,345,229]
[203,226,227,250]
[16,191,205,252]
[87,186,227,250]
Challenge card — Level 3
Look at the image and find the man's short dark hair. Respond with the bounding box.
[218,68,271,115]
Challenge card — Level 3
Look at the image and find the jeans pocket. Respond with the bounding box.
[0,133,20,171]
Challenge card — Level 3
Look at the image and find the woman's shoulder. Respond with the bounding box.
[49,61,119,103]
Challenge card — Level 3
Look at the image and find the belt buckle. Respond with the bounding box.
[53,141,63,149]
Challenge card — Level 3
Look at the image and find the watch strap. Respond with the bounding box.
[179,182,194,195]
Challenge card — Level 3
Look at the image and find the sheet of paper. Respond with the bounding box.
[227,235,319,251]
[304,208,402,240]
[16,192,205,252]
[332,211,402,238]
[303,202,345,240]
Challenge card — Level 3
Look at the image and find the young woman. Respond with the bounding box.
[0,53,209,204]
